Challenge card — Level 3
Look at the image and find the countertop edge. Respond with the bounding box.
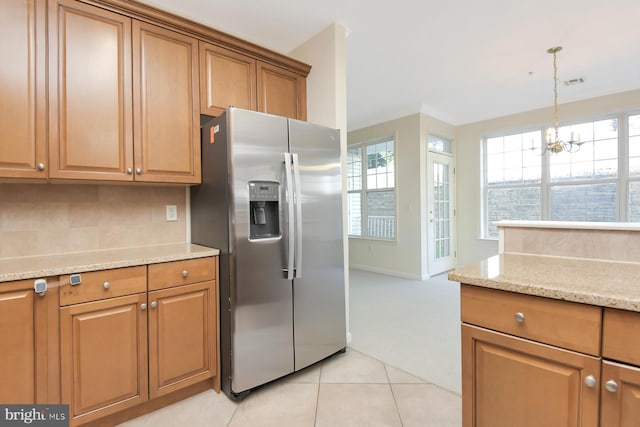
[0,244,220,283]
[448,254,640,312]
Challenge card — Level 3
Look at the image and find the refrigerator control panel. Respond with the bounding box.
[249,181,280,240]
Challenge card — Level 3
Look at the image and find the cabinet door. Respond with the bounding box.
[148,281,216,399]
[462,324,600,427]
[257,61,307,120]
[0,280,58,404]
[61,293,148,425]
[133,21,201,184]
[49,0,134,181]
[601,361,640,426]
[0,0,47,178]
[199,42,256,116]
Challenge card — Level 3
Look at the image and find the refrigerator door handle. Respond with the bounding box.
[283,152,295,280]
[292,153,303,278]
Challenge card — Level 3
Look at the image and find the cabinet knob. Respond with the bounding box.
[182,270,188,278]
[151,301,158,309]
[103,281,110,290]
[141,303,147,310]
[37,163,45,171]
[605,380,619,393]
[136,168,142,174]
[127,167,133,174]
[584,375,597,388]
[514,312,525,323]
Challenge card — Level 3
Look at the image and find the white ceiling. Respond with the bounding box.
[139,0,640,130]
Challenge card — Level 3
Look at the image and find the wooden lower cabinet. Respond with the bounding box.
[601,360,640,426]
[0,279,59,404]
[148,281,216,398]
[61,293,149,426]
[462,324,600,427]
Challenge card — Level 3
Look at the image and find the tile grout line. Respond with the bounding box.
[384,364,405,427]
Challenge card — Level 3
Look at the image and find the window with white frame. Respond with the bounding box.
[482,114,637,239]
[484,130,542,238]
[347,137,396,239]
[629,114,640,220]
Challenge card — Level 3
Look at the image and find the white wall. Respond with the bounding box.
[290,23,350,339]
[348,114,423,278]
[455,89,640,267]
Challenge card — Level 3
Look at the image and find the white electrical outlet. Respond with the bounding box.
[166,205,178,221]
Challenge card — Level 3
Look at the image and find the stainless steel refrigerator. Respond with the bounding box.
[190,107,346,399]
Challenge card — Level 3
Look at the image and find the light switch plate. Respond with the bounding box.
[166,205,178,221]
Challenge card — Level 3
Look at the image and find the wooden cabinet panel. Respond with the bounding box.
[461,284,601,356]
[0,288,36,403]
[0,0,47,178]
[61,293,148,425]
[133,21,200,183]
[601,361,640,427]
[49,0,134,181]
[199,42,256,116]
[148,257,215,291]
[0,279,59,404]
[603,308,640,366]
[59,265,147,306]
[148,281,216,398]
[463,324,600,427]
[257,61,307,120]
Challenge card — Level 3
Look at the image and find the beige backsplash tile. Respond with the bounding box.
[0,183,186,258]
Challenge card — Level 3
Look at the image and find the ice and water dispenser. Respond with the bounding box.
[249,181,280,240]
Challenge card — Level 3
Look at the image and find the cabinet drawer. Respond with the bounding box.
[148,257,215,290]
[461,284,602,356]
[59,266,147,306]
[603,308,640,366]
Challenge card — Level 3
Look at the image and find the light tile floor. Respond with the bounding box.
[118,269,462,426]
[118,349,461,427]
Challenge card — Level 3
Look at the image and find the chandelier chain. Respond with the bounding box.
[552,49,559,144]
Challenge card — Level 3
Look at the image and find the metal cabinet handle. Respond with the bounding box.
[514,312,525,323]
[151,301,158,309]
[182,270,188,278]
[141,303,147,310]
[605,380,619,393]
[37,163,45,171]
[127,167,133,174]
[584,375,597,388]
[103,281,110,290]
[136,168,142,174]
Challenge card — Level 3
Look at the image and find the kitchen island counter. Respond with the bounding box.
[0,243,219,283]
[449,252,640,312]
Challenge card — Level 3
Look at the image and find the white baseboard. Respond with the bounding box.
[349,263,422,280]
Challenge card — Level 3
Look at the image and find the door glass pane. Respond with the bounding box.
[433,161,450,260]
[428,135,452,154]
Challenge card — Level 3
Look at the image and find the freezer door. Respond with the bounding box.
[288,119,346,370]
[227,108,295,393]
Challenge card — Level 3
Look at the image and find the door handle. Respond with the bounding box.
[291,153,302,279]
[283,153,295,280]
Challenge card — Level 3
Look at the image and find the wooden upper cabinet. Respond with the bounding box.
[133,21,201,184]
[49,0,134,181]
[199,42,256,116]
[0,0,47,178]
[257,62,307,120]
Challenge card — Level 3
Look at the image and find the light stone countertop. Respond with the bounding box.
[448,253,640,312]
[0,243,220,283]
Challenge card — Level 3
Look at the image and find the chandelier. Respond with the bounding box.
[544,46,582,154]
